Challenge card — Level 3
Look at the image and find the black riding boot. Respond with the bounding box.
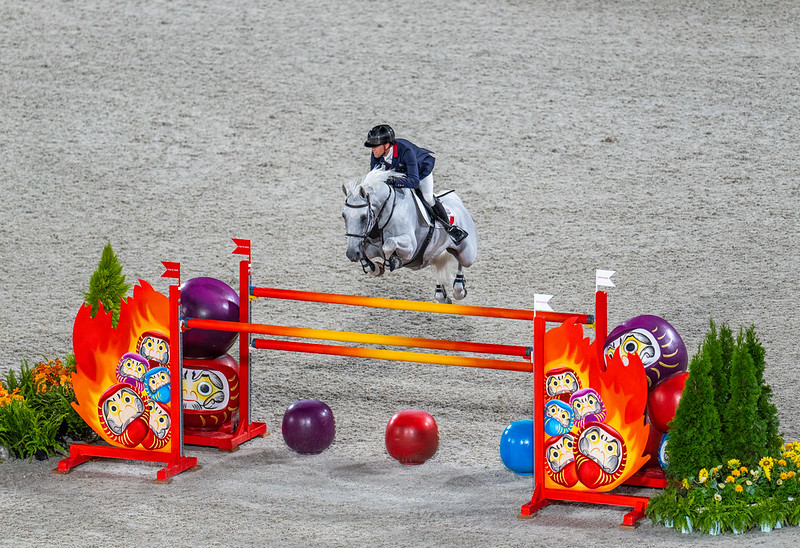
[431,199,468,245]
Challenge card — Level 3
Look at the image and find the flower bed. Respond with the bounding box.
[0,357,93,460]
[647,449,800,534]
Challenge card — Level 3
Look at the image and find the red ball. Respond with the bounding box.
[385,410,439,465]
[644,422,666,459]
[647,371,690,432]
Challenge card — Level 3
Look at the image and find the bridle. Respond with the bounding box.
[344,183,398,271]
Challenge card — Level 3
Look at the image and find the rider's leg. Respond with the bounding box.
[420,173,468,244]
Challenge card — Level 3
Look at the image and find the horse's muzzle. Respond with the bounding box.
[346,246,362,262]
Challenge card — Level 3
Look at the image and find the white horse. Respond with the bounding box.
[342,169,477,303]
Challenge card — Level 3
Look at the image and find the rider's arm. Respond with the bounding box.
[391,144,420,189]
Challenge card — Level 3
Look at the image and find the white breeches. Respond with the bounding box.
[419,173,434,205]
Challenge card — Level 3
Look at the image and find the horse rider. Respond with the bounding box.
[364,124,468,245]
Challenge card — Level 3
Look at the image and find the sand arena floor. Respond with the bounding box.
[1,1,799,546]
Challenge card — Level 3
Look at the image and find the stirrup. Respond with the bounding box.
[448,226,468,245]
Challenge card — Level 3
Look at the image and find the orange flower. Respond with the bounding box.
[735,484,743,492]
[779,459,787,467]
[726,476,735,483]
[0,386,25,406]
[32,358,72,393]
[780,472,788,480]
[788,471,796,479]
[731,469,741,477]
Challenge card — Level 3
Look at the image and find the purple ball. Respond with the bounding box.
[604,315,688,389]
[282,399,336,454]
[180,277,240,359]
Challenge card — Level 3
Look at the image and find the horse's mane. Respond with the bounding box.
[344,168,399,197]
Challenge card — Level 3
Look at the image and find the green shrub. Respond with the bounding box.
[0,357,93,460]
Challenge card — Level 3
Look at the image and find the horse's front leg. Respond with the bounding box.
[452,265,467,300]
[383,234,416,271]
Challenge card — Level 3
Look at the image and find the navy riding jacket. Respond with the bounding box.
[369,138,435,189]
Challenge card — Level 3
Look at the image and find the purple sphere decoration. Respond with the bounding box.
[604,315,688,389]
[180,277,240,359]
[282,399,336,455]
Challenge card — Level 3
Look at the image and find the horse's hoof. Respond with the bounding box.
[453,275,467,300]
[386,256,403,272]
[434,284,449,303]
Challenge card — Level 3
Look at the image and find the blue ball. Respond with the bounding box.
[500,419,534,475]
[658,432,670,471]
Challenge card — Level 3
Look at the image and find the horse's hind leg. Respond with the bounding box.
[435,284,451,304]
[452,266,467,300]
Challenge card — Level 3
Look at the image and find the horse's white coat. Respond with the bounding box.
[342,169,477,302]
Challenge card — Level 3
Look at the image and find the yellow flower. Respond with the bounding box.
[779,459,787,467]
[781,472,788,480]
[760,456,775,468]
[728,459,741,469]
[726,476,735,483]
[682,478,691,490]
[732,469,741,477]
[735,484,744,492]
[698,468,709,483]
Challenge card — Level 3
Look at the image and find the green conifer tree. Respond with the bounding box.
[744,325,781,453]
[718,323,735,377]
[665,350,722,481]
[83,242,130,328]
[721,330,762,466]
[703,320,728,422]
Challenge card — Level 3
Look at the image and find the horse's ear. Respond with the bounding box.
[359,186,367,198]
[342,184,348,196]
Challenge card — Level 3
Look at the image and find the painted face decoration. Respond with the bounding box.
[575,423,628,489]
[97,383,149,447]
[544,433,579,487]
[182,355,241,431]
[137,331,170,366]
[142,400,171,450]
[569,388,607,430]
[144,366,171,403]
[545,367,581,401]
[183,369,228,411]
[544,399,575,436]
[604,315,688,389]
[115,352,150,392]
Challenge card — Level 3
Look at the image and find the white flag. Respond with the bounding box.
[595,269,616,288]
[534,294,553,312]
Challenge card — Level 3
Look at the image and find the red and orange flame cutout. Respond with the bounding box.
[72,281,173,453]
[543,319,650,492]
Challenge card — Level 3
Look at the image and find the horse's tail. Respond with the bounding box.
[432,251,458,290]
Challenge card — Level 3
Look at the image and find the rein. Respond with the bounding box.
[344,183,397,240]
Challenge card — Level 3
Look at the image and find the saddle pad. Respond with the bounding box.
[412,190,457,227]
[412,191,432,225]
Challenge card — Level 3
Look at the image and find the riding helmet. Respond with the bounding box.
[364,124,395,147]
